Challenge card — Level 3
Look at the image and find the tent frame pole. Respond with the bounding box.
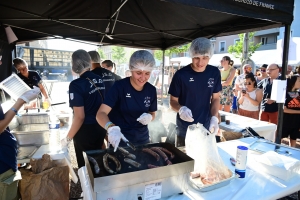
[275,24,290,145]
[161,50,165,104]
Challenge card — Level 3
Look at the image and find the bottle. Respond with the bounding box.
[49,115,61,153]
[235,145,248,178]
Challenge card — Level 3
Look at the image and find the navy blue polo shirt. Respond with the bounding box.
[69,71,105,124]
[168,64,222,137]
[114,73,122,81]
[258,77,278,112]
[92,67,119,95]
[104,77,157,144]
[0,105,18,174]
[18,71,41,88]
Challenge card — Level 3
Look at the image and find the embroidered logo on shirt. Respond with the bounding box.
[208,78,214,87]
[126,93,131,98]
[189,78,194,82]
[144,96,151,107]
[33,76,37,80]
[70,93,74,100]
[89,78,103,88]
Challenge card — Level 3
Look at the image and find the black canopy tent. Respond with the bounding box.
[0,0,295,144]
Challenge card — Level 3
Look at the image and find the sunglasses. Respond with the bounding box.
[244,82,252,85]
[260,69,266,72]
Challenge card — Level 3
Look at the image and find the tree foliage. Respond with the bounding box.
[112,46,126,64]
[97,48,105,60]
[154,43,191,61]
[228,32,261,63]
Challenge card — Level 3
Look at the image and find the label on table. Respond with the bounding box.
[144,182,162,200]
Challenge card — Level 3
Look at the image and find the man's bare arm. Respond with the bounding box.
[170,95,181,112]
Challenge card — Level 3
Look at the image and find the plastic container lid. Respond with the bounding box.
[0,74,31,100]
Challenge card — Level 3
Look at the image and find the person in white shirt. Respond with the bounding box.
[238,73,263,119]
[234,64,253,91]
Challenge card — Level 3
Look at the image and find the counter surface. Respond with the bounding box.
[80,137,300,200]
[219,111,277,141]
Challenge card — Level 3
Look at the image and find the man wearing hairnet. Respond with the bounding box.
[97,50,157,151]
[88,51,119,95]
[168,37,222,146]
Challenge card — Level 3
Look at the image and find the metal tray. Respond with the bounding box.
[188,170,235,192]
[248,139,300,156]
[17,112,49,124]
[17,145,39,159]
[17,124,49,131]
[11,128,49,145]
[84,142,193,178]
[83,143,194,200]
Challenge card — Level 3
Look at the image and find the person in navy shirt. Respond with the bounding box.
[102,60,122,80]
[97,50,157,151]
[60,50,106,168]
[168,37,222,147]
[0,87,40,200]
[13,58,49,100]
[88,51,119,95]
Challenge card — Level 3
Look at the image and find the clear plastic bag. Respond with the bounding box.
[185,123,232,185]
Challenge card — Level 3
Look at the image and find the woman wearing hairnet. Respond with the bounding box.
[168,37,222,147]
[0,87,40,200]
[13,58,50,108]
[97,50,157,151]
[61,49,106,168]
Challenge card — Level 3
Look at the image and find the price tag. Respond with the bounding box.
[144,182,162,200]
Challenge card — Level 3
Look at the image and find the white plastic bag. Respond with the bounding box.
[185,123,232,185]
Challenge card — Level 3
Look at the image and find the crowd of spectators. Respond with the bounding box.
[218,58,300,147]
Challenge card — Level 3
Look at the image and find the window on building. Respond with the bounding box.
[261,37,268,45]
[219,41,226,52]
[234,39,240,45]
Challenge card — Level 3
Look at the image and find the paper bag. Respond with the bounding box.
[19,154,69,200]
[19,166,69,200]
[30,154,56,174]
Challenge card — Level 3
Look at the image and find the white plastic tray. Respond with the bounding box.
[0,73,31,100]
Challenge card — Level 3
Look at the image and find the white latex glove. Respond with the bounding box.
[209,116,219,135]
[19,86,41,103]
[179,106,194,122]
[137,113,152,125]
[107,126,128,152]
[61,137,71,149]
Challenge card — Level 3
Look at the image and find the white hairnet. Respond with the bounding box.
[72,49,91,74]
[129,50,155,72]
[88,51,101,63]
[189,37,213,58]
